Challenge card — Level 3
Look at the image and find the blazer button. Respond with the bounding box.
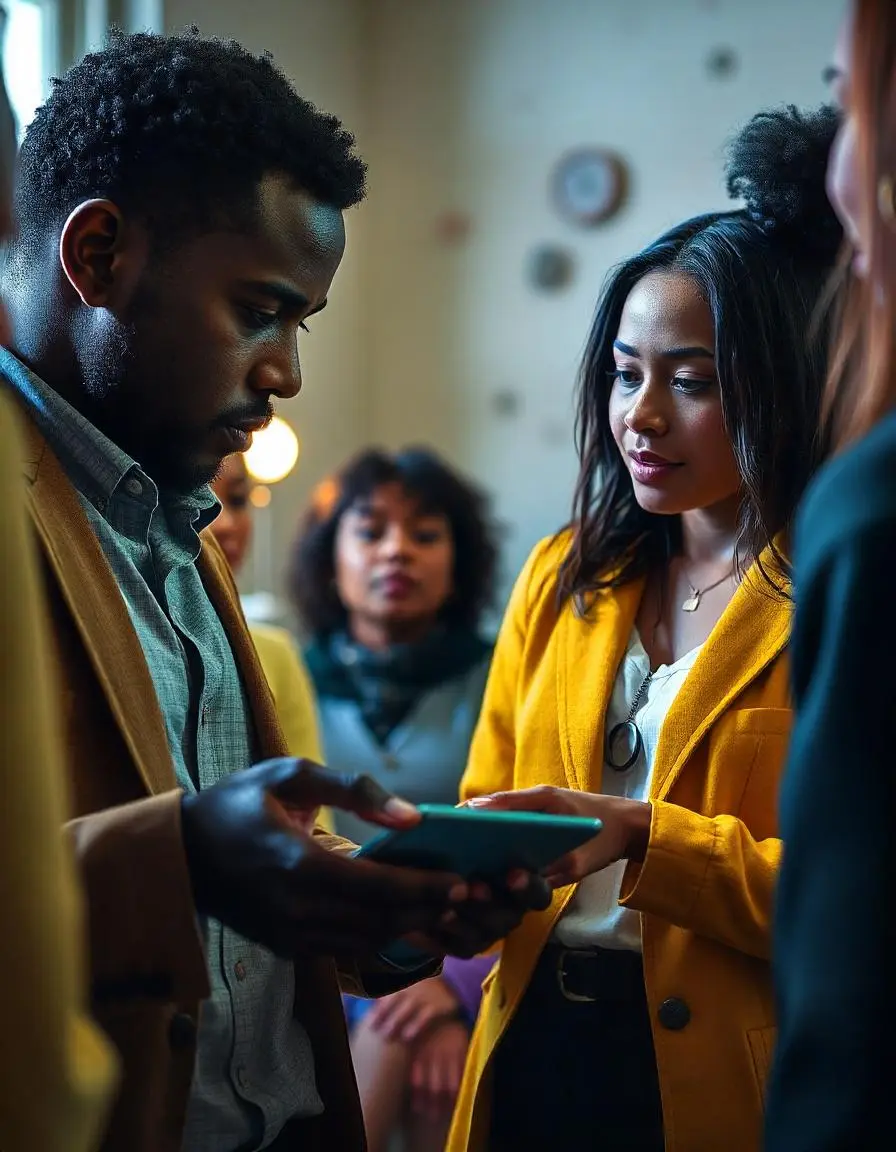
[657,997,691,1031]
[168,1012,197,1050]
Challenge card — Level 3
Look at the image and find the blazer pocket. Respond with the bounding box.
[746,1024,777,1108]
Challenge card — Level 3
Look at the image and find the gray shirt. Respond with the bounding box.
[1,348,322,1151]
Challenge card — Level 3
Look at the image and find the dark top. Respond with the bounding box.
[765,411,896,1151]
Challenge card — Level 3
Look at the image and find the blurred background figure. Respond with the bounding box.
[210,452,323,766]
[766,1,896,1148]
[290,446,497,1152]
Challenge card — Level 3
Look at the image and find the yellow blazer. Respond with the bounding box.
[0,393,117,1152]
[449,533,791,1152]
[11,403,412,1152]
[250,621,323,763]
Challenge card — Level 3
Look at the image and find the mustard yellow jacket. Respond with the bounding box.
[0,393,118,1151]
[449,534,790,1152]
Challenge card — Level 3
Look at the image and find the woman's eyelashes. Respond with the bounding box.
[608,367,715,394]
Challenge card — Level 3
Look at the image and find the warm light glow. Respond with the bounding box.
[244,416,300,484]
[249,485,272,508]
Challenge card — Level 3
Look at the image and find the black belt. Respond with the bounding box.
[541,942,646,1004]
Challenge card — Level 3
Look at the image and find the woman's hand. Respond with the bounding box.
[368,975,461,1042]
[409,1019,471,1119]
[467,787,652,887]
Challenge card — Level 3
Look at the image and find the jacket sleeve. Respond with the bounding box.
[618,804,780,960]
[0,393,119,1152]
[66,792,211,1005]
[765,506,891,1150]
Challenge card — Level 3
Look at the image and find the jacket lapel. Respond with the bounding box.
[555,553,790,799]
[22,425,177,796]
[196,538,287,761]
[651,565,791,799]
[557,578,644,792]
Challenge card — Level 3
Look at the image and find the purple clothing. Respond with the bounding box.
[343,952,497,1032]
[440,953,496,1024]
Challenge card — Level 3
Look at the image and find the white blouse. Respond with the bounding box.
[553,628,702,952]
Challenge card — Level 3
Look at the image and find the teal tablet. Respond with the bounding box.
[353,803,601,879]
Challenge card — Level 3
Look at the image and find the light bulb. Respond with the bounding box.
[244,416,299,484]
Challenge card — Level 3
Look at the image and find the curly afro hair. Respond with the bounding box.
[290,447,498,639]
[11,26,367,260]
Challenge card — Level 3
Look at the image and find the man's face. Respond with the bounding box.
[75,173,345,491]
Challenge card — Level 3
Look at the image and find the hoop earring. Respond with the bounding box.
[877,174,896,228]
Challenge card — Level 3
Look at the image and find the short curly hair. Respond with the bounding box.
[290,447,498,638]
[10,26,366,261]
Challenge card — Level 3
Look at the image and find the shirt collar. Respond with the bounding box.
[0,347,218,530]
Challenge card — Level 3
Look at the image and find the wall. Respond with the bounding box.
[164,0,371,608]
[362,0,844,610]
[161,0,843,619]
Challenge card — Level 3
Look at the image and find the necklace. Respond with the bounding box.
[681,567,734,613]
[605,669,654,772]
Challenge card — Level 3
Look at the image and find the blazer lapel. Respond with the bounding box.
[22,425,177,796]
[651,563,791,800]
[557,578,644,792]
[196,538,287,761]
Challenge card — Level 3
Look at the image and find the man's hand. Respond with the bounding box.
[181,758,468,957]
[407,869,552,958]
[368,975,460,1042]
[467,787,652,887]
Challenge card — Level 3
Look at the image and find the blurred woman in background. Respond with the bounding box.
[210,453,323,766]
[766,3,896,1148]
[289,447,497,1152]
[449,106,843,1152]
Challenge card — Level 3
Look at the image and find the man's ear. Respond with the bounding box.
[58,199,131,307]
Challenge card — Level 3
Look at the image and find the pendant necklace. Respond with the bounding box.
[681,567,734,613]
[605,668,654,772]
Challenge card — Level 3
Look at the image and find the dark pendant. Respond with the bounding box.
[605,719,643,772]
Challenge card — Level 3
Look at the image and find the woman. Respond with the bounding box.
[766,4,896,1148]
[290,447,498,1152]
[210,452,323,765]
[448,105,843,1152]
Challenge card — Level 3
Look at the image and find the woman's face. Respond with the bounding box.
[210,454,253,571]
[334,481,455,641]
[826,11,865,275]
[608,270,741,518]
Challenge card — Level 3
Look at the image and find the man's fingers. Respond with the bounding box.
[267,759,422,828]
[297,844,468,909]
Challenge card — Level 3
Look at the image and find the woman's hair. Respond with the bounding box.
[559,104,843,607]
[825,0,896,448]
[290,447,497,638]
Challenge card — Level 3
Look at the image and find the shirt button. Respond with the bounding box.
[125,476,144,497]
[236,1066,251,1091]
[234,961,247,982]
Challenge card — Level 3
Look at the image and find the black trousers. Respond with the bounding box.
[488,944,665,1151]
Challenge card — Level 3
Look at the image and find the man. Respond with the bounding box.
[0,27,546,1152]
[0,12,118,1147]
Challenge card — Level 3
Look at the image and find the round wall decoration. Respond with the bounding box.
[551,148,628,226]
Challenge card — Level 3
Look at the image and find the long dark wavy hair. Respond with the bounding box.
[559,105,844,608]
[290,446,497,639]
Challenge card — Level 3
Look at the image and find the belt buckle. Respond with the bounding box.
[556,948,597,1003]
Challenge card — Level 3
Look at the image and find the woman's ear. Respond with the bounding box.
[58,199,129,307]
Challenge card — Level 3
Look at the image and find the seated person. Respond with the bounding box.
[290,447,498,1152]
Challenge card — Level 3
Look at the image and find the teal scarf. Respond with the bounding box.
[305,627,492,745]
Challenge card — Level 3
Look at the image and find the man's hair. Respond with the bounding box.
[10,26,367,261]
